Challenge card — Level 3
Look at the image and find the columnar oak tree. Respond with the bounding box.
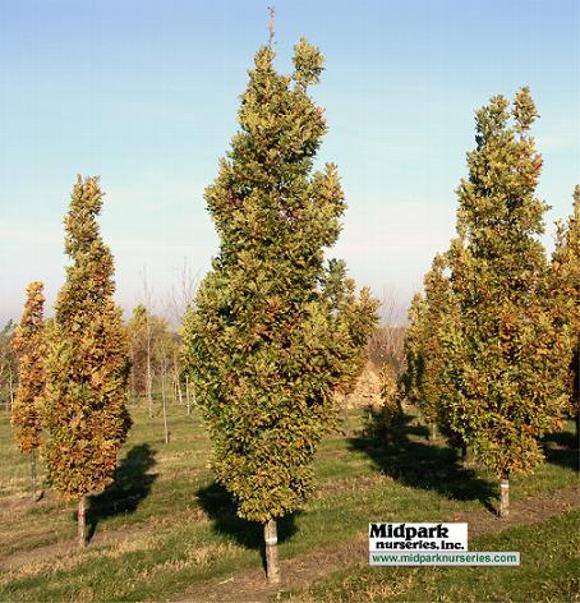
[552,185,580,463]
[403,255,467,460]
[44,176,131,546]
[12,281,45,501]
[0,320,18,412]
[126,305,149,398]
[127,305,178,443]
[402,292,427,411]
[182,39,377,583]
[378,363,403,442]
[442,89,573,517]
[404,256,453,441]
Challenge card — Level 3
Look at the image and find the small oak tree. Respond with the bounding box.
[182,38,377,583]
[44,176,131,546]
[12,281,45,501]
[404,257,452,441]
[402,292,427,412]
[403,255,467,461]
[126,305,149,399]
[552,185,580,464]
[127,305,177,443]
[442,89,573,517]
[0,320,18,412]
[378,363,403,443]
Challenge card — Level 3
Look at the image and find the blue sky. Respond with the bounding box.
[0,0,578,323]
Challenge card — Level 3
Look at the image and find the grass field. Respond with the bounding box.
[0,399,578,602]
[287,508,580,602]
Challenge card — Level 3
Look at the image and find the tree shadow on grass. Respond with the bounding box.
[196,481,299,572]
[350,413,496,512]
[542,424,579,473]
[87,443,158,541]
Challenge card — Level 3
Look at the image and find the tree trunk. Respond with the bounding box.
[161,364,170,444]
[8,365,14,412]
[430,423,437,441]
[173,351,182,405]
[499,475,509,518]
[177,379,183,406]
[264,519,280,585]
[130,347,136,401]
[342,392,348,437]
[576,345,579,472]
[461,443,468,468]
[186,374,191,416]
[146,318,153,419]
[78,495,87,547]
[30,449,37,502]
[576,410,580,472]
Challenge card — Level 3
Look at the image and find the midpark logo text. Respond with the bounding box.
[369,551,520,567]
[369,523,520,567]
[369,522,468,551]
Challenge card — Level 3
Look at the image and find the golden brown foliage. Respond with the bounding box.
[11,282,45,453]
[182,42,378,525]
[442,89,573,479]
[552,186,580,418]
[43,176,131,500]
[379,364,403,435]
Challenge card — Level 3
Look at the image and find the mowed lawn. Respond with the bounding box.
[0,400,578,602]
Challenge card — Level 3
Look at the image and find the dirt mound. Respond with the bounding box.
[340,363,382,410]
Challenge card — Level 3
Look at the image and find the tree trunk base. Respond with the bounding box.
[461,445,469,469]
[264,519,280,585]
[429,424,437,442]
[499,478,509,518]
[576,411,579,473]
[78,495,87,547]
[30,449,37,502]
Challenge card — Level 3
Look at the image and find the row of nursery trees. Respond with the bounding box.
[12,177,131,546]
[9,32,578,585]
[10,283,192,481]
[10,178,194,539]
[5,303,192,407]
[403,89,579,519]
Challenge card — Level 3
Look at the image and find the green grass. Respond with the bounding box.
[0,402,577,602]
[0,401,213,558]
[286,508,580,602]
